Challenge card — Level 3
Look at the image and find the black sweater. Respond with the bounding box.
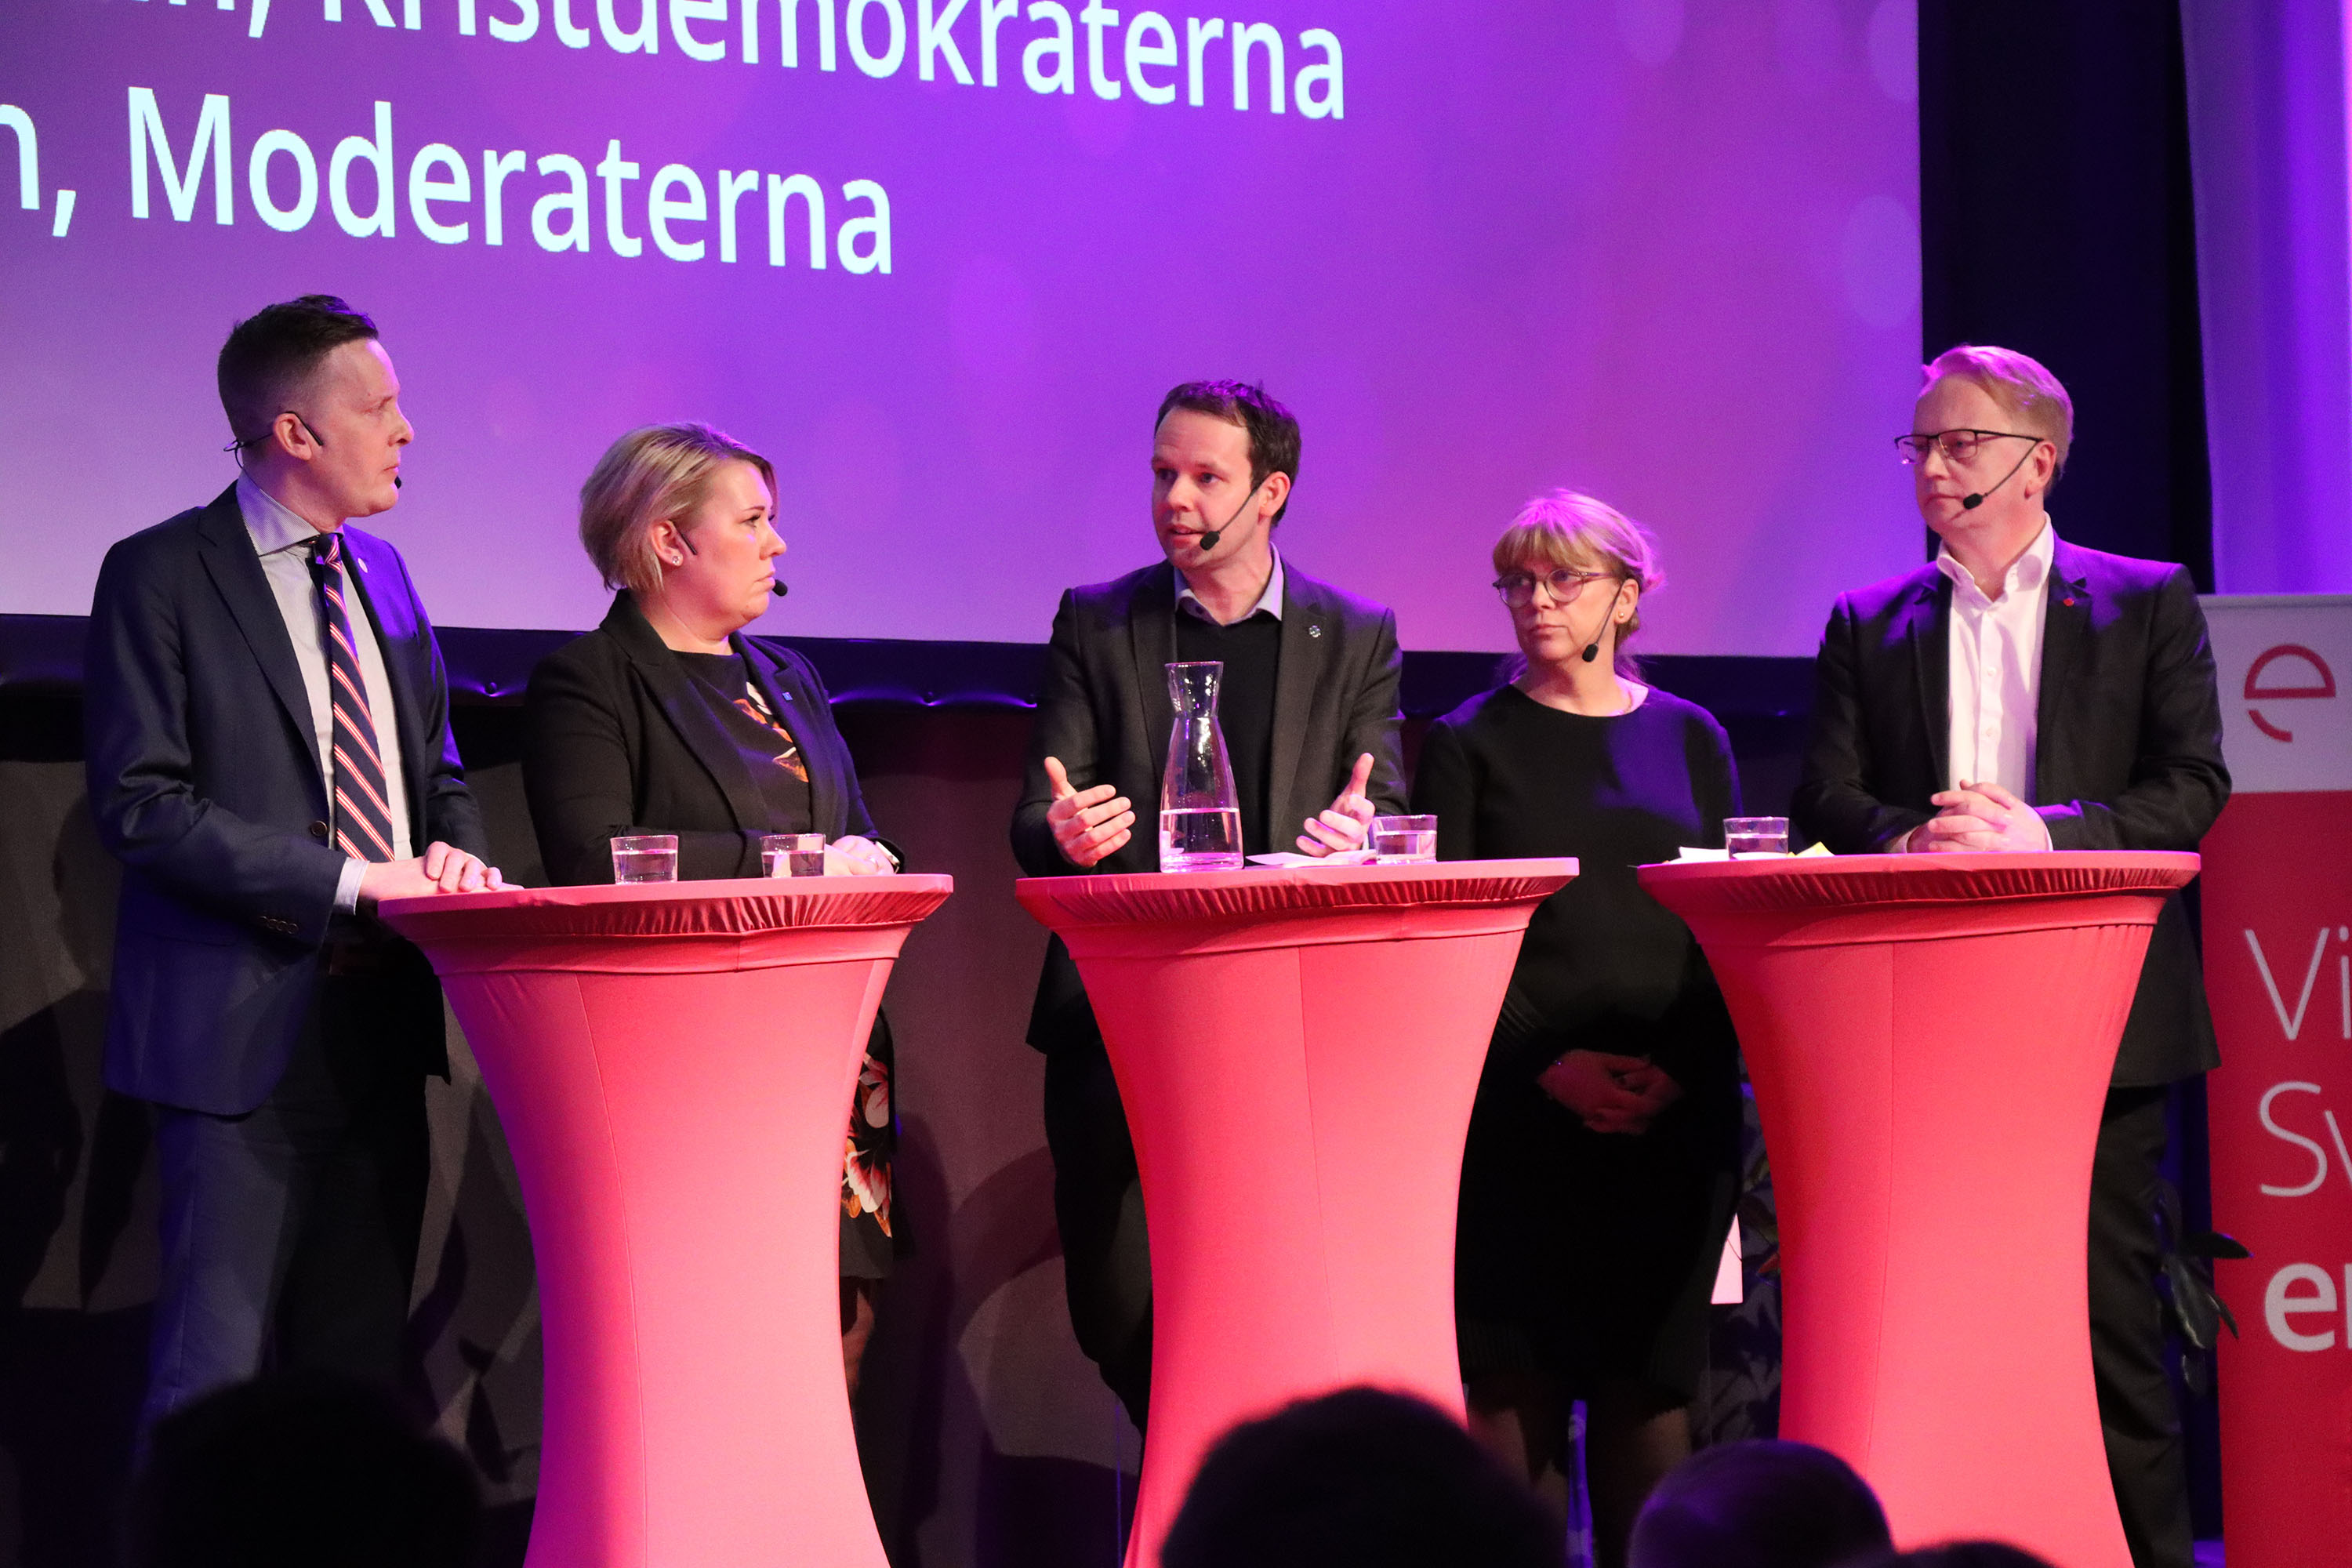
[1410,683,1740,1093]
[1174,609,1281,855]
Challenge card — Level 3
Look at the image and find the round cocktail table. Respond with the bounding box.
[1017,858,1577,1568]
[379,875,953,1568]
[1639,852,2198,1568]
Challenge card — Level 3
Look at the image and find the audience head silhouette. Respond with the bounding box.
[1162,1385,1565,1568]
[1852,1545,2058,1568]
[129,1371,480,1568]
[1628,1439,1892,1568]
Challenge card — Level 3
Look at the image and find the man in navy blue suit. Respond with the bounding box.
[84,296,501,1435]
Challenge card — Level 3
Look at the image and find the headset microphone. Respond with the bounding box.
[1569,580,1624,664]
[675,524,787,595]
[394,477,402,489]
[1961,442,2040,511]
[1196,474,1271,554]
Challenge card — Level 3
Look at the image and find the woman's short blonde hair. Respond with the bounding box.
[1491,489,1664,679]
[1922,344,2074,476]
[579,423,776,598]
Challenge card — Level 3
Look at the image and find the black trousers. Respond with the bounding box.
[1041,1040,1153,1425]
[2092,1084,2191,1568]
[140,974,430,1441]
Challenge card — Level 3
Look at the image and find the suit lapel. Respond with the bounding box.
[194,487,321,789]
[1269,568,1325,830]
[1127,563,1178,799]
[1904,570,1952,793]
[2034,543,2093,805]
[606,594,772,834]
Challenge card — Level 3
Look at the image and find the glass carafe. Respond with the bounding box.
[1160,660,1244,873]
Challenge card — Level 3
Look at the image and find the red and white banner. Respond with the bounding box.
[2201,593,2352,1568]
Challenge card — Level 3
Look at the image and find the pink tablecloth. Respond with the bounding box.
[379,876,953,1568]
[1017,858,1576,1568]
[1638,853,2198,1568]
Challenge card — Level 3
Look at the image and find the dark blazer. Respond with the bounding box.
[521,592,885,885]
[1011,557,1408,1052]
[84,485,486,1116]
[1792,537,2230,1086]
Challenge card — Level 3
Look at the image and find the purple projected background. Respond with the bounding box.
[0,0,1922,655]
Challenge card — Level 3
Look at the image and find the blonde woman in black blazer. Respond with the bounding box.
[522,422,901,1396]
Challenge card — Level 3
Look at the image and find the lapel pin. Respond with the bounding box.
[1308,623,1323,639]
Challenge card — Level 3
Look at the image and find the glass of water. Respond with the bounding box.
[611,833,679,884]
[1724,816,1791,856]
[1369,814,1439,863]
[761,833,826,877]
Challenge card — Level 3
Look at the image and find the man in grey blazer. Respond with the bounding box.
[1011,380,1407,1423]
[84,296,498,1436]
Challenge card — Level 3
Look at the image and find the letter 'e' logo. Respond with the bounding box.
[2246,644,2337,742]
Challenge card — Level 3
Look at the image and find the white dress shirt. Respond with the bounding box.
[1935,517,2055,848]
[238,476,414,912]
[1177,547,1285,625]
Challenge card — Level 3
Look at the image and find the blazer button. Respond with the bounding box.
[309,821,331,841]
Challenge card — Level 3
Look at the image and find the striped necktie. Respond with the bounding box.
[305,532,397,862]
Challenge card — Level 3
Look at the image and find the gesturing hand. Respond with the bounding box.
[1044,755,1135,869]
[1297,752,1377,856]
[1538,1050,1677,1135]
[1907,779,2051,854]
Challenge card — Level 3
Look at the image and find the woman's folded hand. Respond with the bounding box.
[1537,1050,1663,1134]
[825,835,898,876]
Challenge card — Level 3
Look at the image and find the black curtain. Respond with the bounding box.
[1918,0,2213,589]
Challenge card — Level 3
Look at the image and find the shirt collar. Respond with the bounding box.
[1936,517,2056,605]
[237,473,332,557]
[1176,546,1285,624]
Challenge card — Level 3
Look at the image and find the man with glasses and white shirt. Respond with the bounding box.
[1794,345,2228,1568]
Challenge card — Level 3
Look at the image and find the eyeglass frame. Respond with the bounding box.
[1893,428,2046,466]
[1492,567,1620,608]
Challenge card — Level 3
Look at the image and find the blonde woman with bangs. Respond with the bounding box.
[1411,489,1743,1567]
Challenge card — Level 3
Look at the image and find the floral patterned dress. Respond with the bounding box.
[840,1016,896,1276]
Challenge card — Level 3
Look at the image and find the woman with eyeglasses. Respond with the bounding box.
[1410,489,1743,1568]
[521,422,902,1399]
